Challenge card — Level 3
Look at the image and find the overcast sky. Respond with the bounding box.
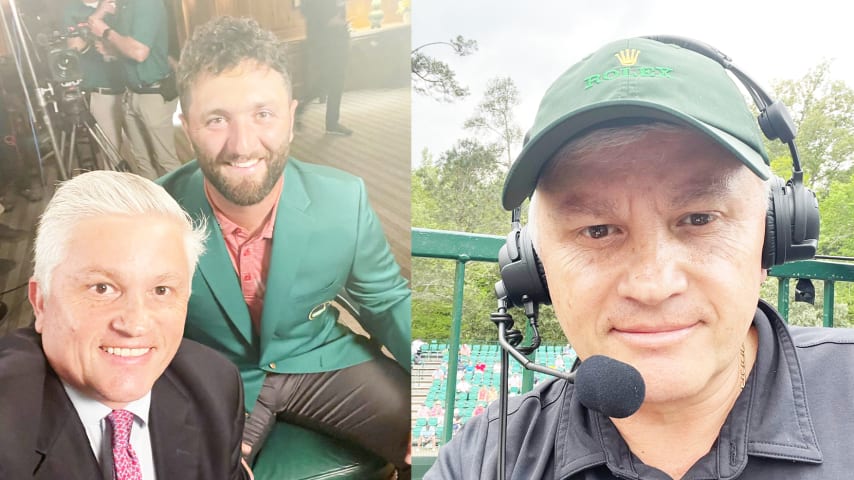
[412,0,854,168]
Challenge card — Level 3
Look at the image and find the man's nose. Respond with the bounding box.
[112,292,153,336]
[227,117,260,157]
[616,232,688,305]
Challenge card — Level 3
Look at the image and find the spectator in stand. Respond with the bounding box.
[492,361,502,374]
[459,343,472,361]
[554,354,565,371]
[432,366,446,382]
[476,385,489,403]
[508,372,522,395]
[452,410,463,436]
[411,339,425,365]
[457,378,472,401]
[472,403,486,417]
[487,386,498,403]
[416,403,430,421]
[429,400,444,419]
[474,361,487,374]
[418,424,437,450]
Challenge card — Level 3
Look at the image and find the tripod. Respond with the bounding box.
[55,92,127,174]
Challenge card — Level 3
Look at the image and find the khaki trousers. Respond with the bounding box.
[123,91,181,179]
[88,92,123,151]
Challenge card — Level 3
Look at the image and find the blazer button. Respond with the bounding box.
[269,362,277,369]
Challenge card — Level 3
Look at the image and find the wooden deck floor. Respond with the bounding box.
[0,86,410,335]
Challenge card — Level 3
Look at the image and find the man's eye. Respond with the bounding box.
[682,213,715,226]
[154,286,171,296]
[91,283,114,294]
[583,225,612,239]
[206,116,225,126]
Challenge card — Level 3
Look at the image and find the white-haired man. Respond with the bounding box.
[0,171,250,479]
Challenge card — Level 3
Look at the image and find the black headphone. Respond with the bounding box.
[496,35,820,309]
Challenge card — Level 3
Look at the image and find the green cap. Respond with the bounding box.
[502,37,771,210]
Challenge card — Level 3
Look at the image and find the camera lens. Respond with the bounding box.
[56,53,75,73]
[47,48,83,83]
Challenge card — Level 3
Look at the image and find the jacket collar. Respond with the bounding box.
[33,369,102,478]
[553,301,822,479]
[182,158,312,347]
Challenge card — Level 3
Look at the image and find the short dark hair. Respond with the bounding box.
[177,16,292,110]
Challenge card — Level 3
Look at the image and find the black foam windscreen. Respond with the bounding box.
[575,355,645,418]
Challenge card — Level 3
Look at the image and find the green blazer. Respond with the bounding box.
[158,158,411,411]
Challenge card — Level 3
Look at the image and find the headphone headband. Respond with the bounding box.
[497,35,820,309]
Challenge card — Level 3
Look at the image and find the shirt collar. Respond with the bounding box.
[203,178,281,240]
[63,382,152,427]
[553,301,822,479]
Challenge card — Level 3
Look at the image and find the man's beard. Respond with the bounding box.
[195,143,289,206]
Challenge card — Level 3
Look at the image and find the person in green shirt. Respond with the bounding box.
[86,0,181,179]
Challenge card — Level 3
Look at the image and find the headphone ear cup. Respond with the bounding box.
[763,175,820,268]
[495,225,551,307]
[528,235,551,305]
[761,177,781,269]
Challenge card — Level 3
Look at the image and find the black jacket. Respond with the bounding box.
[427,301,854,479]
[0,328,248,479]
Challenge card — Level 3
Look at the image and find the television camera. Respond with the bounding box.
[0,0,125,181]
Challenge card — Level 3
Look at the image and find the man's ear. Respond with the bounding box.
[179,112,189,136]
[29,278,46,333]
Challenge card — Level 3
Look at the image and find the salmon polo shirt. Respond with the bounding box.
[204,180,282,333]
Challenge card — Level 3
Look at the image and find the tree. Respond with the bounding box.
[766,61,854,195]
[762,61,854,327]
[411,135,566,342]
[411,35,478,102]
[464,76,523,168]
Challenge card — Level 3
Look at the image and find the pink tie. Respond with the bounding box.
[107,409,143,480]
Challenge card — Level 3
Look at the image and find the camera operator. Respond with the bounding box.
[63,0,126,169]
[86,0,180,180]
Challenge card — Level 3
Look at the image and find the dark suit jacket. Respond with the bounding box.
[0,328,248,480]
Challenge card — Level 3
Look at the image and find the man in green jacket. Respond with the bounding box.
[157,16,410,478]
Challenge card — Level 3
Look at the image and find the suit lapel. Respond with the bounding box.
[182,169,254,345]
[149,374,199,479]
[34,372,103,479]
[259,161,316,345]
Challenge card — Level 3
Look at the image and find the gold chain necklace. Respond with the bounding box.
[739,343,747,390]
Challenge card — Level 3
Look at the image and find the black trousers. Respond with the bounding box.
[243,354,410,478]
[300,37,349,129]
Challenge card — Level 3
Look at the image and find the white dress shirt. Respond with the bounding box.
[63,382,157,480]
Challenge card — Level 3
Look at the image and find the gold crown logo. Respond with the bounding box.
[615,48,640,66]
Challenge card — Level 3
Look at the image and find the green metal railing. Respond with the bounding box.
[411,227,854,454]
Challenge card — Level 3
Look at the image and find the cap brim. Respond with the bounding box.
[502,101,771,210]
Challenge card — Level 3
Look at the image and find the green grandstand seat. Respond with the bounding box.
[252,296,395,479]
[416,418,427,427]
[253,422,393,479]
